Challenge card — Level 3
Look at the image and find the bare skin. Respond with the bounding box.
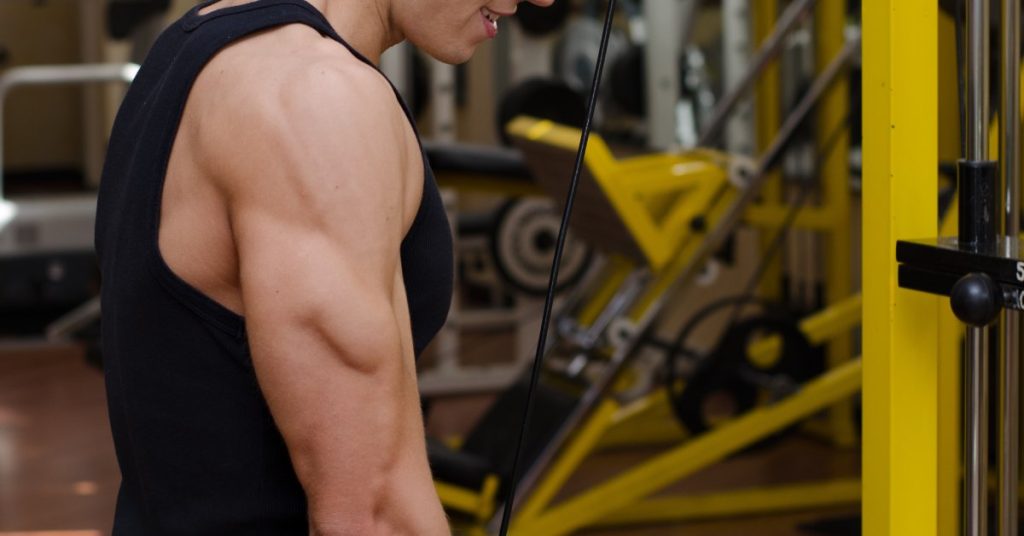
[158,0,549,533]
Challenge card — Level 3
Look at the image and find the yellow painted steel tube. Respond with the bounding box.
[475,476,500,521]
[626,189,737,321]
[512,359,862,536]
[744,205,848,230]
[596,388,687,449]
[754,0,784,300]
[797,294,862,344]
[576,257,635,327]
[816,0,857,449]
[436,481,488,518]
[517,399,621,522]
[862,1,940,535]
[745,294,862,365]
[595,411,687,449]
[593,479,861,527]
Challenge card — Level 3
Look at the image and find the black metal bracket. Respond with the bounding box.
[895,159,1018,327]
[897,237,1024,313]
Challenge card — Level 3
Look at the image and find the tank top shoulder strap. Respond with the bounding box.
[181,0,422,134]
[182,0,328,33]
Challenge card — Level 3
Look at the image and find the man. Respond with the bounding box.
[95,0,550,533]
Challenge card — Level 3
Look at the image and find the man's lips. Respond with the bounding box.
[481,8,498,38]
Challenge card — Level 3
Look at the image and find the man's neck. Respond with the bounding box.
[308,0,403,64]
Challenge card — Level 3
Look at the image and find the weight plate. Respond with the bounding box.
[608,45,645,116]
[515,0,571,37]
[719,316,817,381]
[555,19,629,95]
[491,198,594,295]
[497,78,587,145]
[671,346,757,436]
[667,304,822,441]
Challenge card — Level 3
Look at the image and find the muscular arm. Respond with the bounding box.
[210,59,448,535]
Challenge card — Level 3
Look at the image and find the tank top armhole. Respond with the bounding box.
[145,3,341,342]
[145,1,434,340]
[147,250,246,339]
[144,61,244,340]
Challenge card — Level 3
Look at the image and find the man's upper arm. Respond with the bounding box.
[225,62,413,363]
[210,61,421,521]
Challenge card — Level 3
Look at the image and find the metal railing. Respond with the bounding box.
[0,62,139,199]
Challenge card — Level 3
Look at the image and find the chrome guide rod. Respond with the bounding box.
[964,1,991,535]
[999,0,1020,533]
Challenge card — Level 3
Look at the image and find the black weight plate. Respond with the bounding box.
[720,316,817,381]
[671,349,757,436]
[670,313,819,440]
[497,78,587,145]
[609,45,645,116]
[515,0,571,37]
[555,19,630,94]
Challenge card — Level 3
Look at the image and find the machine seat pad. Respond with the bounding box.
[423,142,534,181]
[427,436,494,491]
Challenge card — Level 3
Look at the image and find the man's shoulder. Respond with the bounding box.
[193,25,398,138]
[189,28,409,183]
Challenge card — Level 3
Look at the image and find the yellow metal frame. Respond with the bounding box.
[428,5,979,533]
[753,0,784,301]
[576,256,637,327]
[506,116,734,273]
[747,0,857,449]
[594,294,862,451]
[466,11,859,526]
[435,475,500,523]
[433,291,864,534]
[432,4,866,532]
[592,479,861,528]
[512,359,863,535]
[862,2,941,536]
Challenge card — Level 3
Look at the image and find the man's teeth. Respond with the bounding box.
[482,9,499,31]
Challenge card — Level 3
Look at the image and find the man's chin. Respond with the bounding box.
[420,43,477,66]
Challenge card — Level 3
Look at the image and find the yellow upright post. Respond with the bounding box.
[862,1,940,535]
[816,0,857,447]
[936,17,963,534]
[753,0,783,300]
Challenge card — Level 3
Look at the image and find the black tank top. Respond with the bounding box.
[94,1,453,533]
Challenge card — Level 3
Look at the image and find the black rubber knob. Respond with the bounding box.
[950,272,1003,327]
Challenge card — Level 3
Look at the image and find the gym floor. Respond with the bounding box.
[0,339,859,536]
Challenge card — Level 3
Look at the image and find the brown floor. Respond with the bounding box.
[0,344,118,534]
[0,343,858,535]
